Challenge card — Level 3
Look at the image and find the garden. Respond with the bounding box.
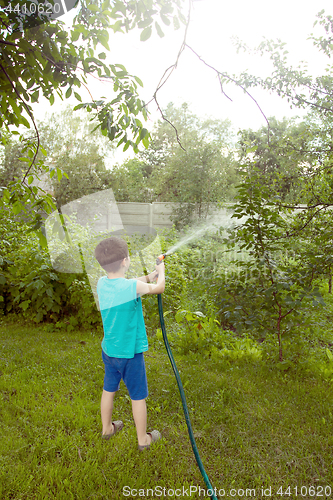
[1,194,333,498]
[2,0,333,498]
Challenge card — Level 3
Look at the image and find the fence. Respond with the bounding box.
[62,198,235,232]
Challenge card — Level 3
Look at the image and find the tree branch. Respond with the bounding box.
[277,205,332,240]
[185,44,271,144]
[252,77,333,114]
[145,0,194,152]
[0,62,40,188]
[0,39,17,47]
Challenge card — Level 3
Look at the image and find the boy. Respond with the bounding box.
[94,236,165,450]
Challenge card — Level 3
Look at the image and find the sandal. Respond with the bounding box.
[102,420,124,440]
[138,430,161,451]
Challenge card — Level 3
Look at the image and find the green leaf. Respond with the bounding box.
[87,4,99,12]
[28,175,34,185]
[66,87,72,99]
[155,21,164,38]
[97,36,110,51]
[173,15,180,30]
[38,231,48,249]
[74,92,82,102]
[142,135,150,149]
[140,128,149,141]
[31,91,39,103]
[140,27,152,42]
[88,15,98,25]
[35,311,44,323]
[134,76,143,87]
[20,300,31,311]
[138,17,153,29]
[73,103,85,111]
[175,310,184,323]
[326,348,333,362]
[71,30,80,42]
[20,116,30,129]
[160,13,171,26]
[246,145,258,153]
[112,20,123,33]
[12,203,23,215]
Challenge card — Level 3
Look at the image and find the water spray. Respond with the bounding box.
[156,254,218,500]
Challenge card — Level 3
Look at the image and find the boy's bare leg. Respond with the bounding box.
[131,399,152,446]
[101,389,116,435]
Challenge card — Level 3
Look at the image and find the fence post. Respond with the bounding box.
[149,203,153,228]
[107,206,112,230]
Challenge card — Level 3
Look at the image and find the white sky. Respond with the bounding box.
[33,0,332,163]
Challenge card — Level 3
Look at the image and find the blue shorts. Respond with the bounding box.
[102,350,148,400]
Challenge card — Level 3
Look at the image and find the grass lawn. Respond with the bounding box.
[0,318,333,499]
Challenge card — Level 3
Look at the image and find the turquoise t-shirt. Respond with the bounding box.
[96,276,148,359]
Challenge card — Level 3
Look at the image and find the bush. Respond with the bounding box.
[0,204,100,328]
[157,307,262,362]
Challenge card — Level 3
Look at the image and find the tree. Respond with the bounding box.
[200,11,333,358]
[0,0,185,243]
[0,106,114,207]
[211,20,333,357]
[237,117,317,202]
[106,102,238,219]
[216,164,326,362]
[138,102,238,226]
[159,139,230,226]
[110,157,156,203]
[223,11,333,251]
[41,106,113,207]
[0,130,28,188]
[226,11,333,117]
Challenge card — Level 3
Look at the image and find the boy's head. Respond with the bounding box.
[94,237,129,273]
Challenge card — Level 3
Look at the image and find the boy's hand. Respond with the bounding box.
[136,262,165,295]
[149,270,158,282]
[155,261,165,274]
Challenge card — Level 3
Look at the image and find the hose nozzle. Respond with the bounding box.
[156,253,166,265]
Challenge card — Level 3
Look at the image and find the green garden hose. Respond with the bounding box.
[157,294,218,500]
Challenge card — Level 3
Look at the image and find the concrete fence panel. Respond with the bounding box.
[70,201,235,232]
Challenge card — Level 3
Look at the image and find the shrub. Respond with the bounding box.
[0,204,100,328]
[157,308,262,362]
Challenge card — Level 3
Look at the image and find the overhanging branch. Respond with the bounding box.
[0,62,40,189]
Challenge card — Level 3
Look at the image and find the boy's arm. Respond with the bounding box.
[136,262,165,296]
[136,271,158,283]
